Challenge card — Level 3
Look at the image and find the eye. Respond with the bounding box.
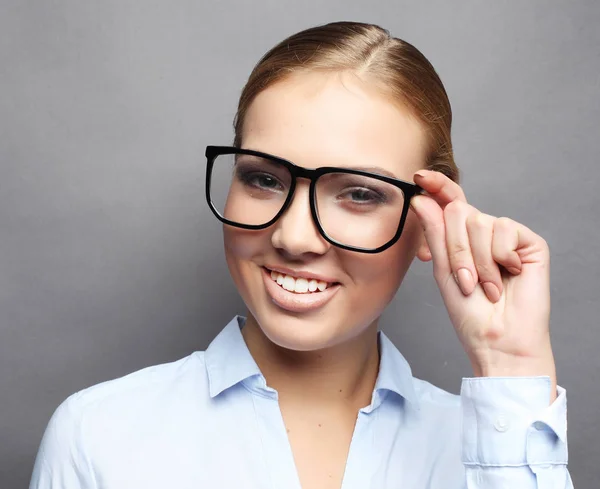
[250,173,281,189]
[237,169,285,192]
[341,187,387,204]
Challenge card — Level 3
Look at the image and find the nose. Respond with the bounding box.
[270,182,330,259]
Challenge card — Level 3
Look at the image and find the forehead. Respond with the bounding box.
[241,70,426,178]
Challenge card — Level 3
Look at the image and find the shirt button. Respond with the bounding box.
[494,415,510,432]
[533,421,546,431]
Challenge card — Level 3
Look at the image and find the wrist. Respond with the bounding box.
[470,354,558,403]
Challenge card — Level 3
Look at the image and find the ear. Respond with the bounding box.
[415,230,432,262]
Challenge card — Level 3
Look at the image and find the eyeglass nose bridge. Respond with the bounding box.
[274,165,321,231]
[290,164,322,182]
[269,179,332,256]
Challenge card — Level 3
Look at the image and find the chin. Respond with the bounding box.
[253,306,344,352]
[251,297,382,353]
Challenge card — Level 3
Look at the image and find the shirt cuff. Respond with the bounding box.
[461,376,568,467]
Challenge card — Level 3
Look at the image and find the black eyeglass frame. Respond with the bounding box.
[205,145,424,254]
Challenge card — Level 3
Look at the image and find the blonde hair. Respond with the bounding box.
[232,21,459,182]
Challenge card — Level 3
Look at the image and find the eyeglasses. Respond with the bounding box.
[205,146,423,254]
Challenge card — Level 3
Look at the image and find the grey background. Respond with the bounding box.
[1,0,598,487]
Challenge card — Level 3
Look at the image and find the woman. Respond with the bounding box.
[30,21,572,489]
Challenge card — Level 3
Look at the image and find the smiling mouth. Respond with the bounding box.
[265,268,337,294]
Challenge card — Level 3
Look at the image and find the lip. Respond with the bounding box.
[263,265,340,284]
[262,267,340,313]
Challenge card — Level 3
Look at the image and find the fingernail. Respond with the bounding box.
[507,266,521,275]
[457,268,474,295]
[482,282,501,303]
[414,170,428,180]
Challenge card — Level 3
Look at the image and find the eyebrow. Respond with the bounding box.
[242,149,402,180]
[347,166,399,179]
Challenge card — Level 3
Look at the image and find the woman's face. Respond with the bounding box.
[224,70,430,351]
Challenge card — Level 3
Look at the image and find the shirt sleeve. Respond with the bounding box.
[460,376,573,488]
[29,395,97,489]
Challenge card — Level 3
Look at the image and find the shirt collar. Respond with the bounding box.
[373,330,420,410]
[205,316,262,398]
[205,316,419,409]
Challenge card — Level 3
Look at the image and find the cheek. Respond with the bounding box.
[223,226,266,261]
[223,226,271,290]
[342,217,423,296]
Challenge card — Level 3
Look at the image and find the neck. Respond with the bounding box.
[241,313,380,410]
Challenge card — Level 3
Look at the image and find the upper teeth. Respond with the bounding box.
[270,270,330,293]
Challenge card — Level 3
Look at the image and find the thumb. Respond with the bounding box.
[409,194,450,274]
[410,194,443,230]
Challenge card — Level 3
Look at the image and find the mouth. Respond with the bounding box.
[261,267,341,313]
[265,267,338,294]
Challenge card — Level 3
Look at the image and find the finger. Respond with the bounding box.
[410,194,451,281]
[509,222,551,265]
[466,212,503,303]
[491,217,524,275]
[413,169,467,209]
[443,200,479,295]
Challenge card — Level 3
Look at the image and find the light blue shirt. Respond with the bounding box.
[30,316,572,488]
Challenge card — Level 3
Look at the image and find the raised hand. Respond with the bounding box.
[410,170,557,402]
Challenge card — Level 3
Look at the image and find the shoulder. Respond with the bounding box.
[79,352,205,405]
[402,377,462,454]
[412,376,461,409]
[378,331,460,410]
[31,352,211,486]
[49,351,209,436]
